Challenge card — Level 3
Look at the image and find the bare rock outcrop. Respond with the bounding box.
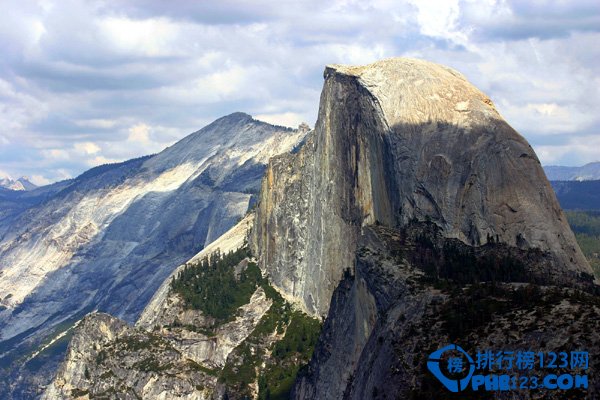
[43,313,216,400]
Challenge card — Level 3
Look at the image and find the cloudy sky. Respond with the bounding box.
[0,0,599,185]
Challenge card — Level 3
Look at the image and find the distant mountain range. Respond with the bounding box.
[0,176,37,191]
[541,162,600,210]
[544,161,600,181]
[550,180,600,210]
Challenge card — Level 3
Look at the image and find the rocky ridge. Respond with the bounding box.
[0,113,306,398]
[293,223,600,399]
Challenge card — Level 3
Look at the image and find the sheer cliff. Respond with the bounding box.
[250,58,592,318]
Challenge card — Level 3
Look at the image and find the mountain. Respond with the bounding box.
[251,58,591,317]
[0,112,307,397]
[544,162,600,181]
[551,180,600,210]
[46,58,599,399]
[0,177,37,192]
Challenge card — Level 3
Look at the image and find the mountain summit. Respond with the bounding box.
[0,176,37,191]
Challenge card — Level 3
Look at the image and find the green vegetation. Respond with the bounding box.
[116,333,167,352]
[132,357,172,372]
[219,283,290,394]
[565,210,600,278]
[165,322,215,337]
[574,234,600,277]
[170,247,262,321]
[551,180,600,211]
[259,311,322,400]
[219,275,321,400]
[440,283,532,340]
[412,279,600,399]
[71,388,89,397]
[169,245,322,398]
[566,210,600,236]
[187,360,218,377]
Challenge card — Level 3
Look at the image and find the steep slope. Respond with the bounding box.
[0,112,306,397]
[293,224,600,399]
[545,162,600,181]
[252,57,595,399]
[251,58,592,318]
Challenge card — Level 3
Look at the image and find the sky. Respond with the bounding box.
[0,0,599,185]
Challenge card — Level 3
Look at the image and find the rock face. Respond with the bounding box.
[0,113,306,397]
[251,58,592,318]
[44,218,256,399]
[137,215,255,331]
[43,312,217,400]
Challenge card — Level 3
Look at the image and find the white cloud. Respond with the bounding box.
[127,123,151,144]
[29,174,51,186]
[254,112,307,128]
[0,0,598,185]
[99,16,181,57]
[535,134,600,165]
[74,142,101,155]
[41,148,70,161]
[0,78,48,140]
[412,0,463,40]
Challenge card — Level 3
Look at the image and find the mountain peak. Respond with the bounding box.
[544,161,600,181]
[218,111,254,123]
[0,175,37,191]
[252,56,592,317]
